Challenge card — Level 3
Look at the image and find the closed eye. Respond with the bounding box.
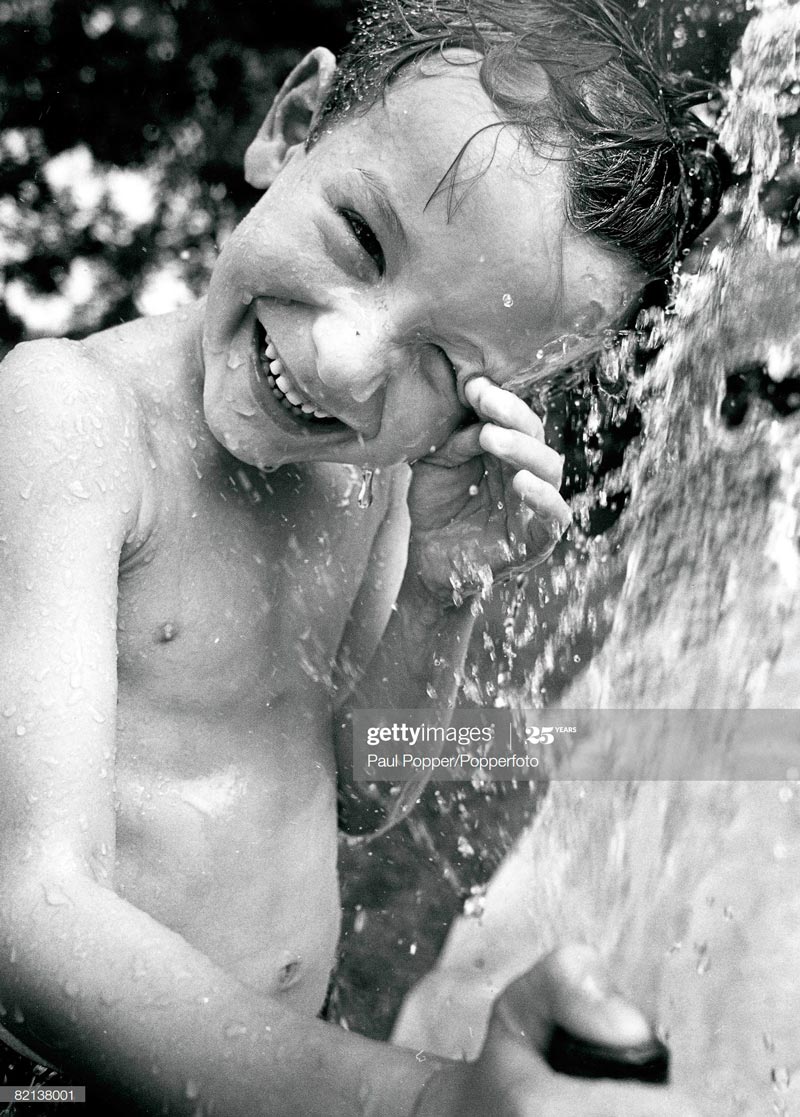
[339,209,385,275]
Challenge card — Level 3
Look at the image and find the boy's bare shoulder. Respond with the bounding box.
[0,322,169,541]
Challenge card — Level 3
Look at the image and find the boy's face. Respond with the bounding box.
[202,58,641,469]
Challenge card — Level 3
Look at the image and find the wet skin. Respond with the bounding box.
[0,58,660,1117]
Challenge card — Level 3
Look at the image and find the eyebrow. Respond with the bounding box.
[352,167,407,247]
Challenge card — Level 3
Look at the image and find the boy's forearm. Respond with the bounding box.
[0,865,454,1117]
[340,570,476,714]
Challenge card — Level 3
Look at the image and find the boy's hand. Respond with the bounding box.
[416,946,703,1117]
[406,376,570,604]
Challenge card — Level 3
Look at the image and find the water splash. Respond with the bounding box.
[393,6,800,1109]
[356,468,374,510]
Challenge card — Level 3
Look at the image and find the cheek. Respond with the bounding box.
[399,405,468,461]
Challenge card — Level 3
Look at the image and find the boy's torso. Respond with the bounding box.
[24,307,404,1017]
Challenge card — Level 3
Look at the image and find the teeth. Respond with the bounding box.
[275,373,303,406]
[261,330,333,421]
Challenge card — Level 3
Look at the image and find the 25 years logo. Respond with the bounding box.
[524,724,577,746]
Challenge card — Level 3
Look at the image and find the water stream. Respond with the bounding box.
[389,2,800,1112]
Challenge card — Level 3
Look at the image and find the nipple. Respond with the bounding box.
[357,468,374,510]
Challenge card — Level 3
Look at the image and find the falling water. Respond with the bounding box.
[392,3,800,1112]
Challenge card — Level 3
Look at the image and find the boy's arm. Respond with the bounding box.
[334,377,570,798]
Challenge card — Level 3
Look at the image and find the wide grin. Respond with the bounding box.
[255,323,334,424]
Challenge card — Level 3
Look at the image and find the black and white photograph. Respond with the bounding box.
[0,1,798,1114]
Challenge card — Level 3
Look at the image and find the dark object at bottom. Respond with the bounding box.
[545,1026,670,1084]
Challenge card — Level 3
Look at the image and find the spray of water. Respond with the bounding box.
[394,4,800,1110]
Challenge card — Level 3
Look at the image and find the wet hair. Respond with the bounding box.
[315,0,729,278]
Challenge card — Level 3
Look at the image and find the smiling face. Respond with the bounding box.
[202,57,642,470]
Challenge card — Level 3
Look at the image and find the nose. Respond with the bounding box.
[311,305,398,411]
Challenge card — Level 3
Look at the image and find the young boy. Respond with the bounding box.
[0,1,722,1113]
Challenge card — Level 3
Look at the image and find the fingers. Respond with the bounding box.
[479,424,563,488]
[465,375,544,440]
[512,471,571,536]
[528,945,653,1048]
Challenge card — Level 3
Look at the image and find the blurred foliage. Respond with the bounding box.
[0,0,360,350]
[0,0,750,355]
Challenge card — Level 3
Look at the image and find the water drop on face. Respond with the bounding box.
[226,352,244,371]
[44,884,71,907]
[502,293,514,308]
[468,484,479,497]
[357,468,374,510]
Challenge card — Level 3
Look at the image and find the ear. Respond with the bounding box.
[244,47,337,189]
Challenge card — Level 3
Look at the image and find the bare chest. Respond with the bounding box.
[116,459,381,714]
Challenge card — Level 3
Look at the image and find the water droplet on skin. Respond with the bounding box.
[457,835,475,857]
[185,1080,200,1100]
[226,352,244,371]
[68,481,91,500]
[502,293,514,308]
[463,884,487,918]
[19,481,33,500]
[2,705,16,717]
[15,725,25,737]
[357,468,374,510]
[696,952,711,976]
[468,484,479,497]
[44,884,71,907]
[772,1066,792,1090]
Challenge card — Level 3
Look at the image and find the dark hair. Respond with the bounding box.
[316,0,728,277]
